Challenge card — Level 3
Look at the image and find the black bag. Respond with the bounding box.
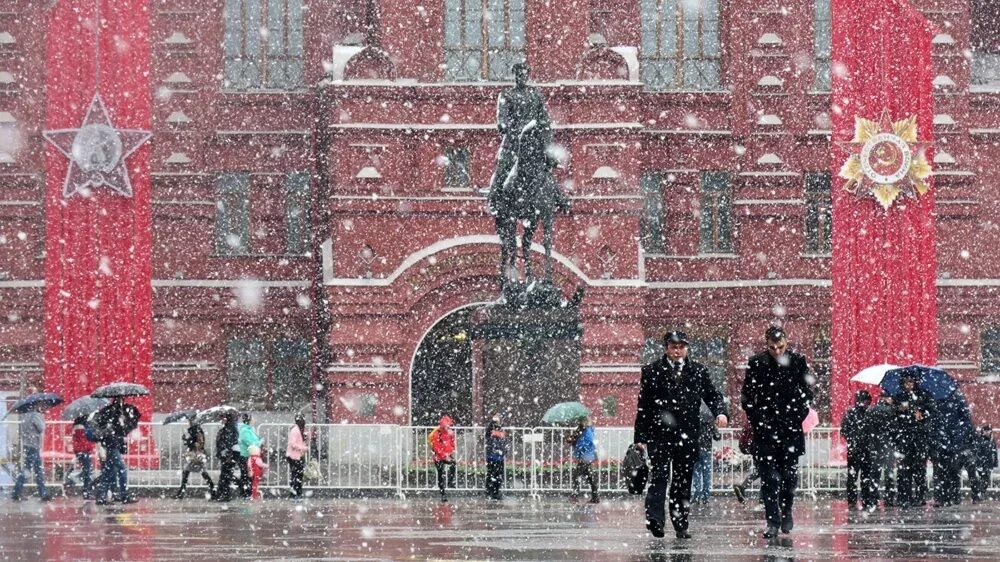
[622,444,649,495]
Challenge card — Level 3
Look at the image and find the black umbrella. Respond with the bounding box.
[2,392,63,420]
[162,410,197,425]
[194,405,238,424]
[91,382,150,398]
[61,396,109,421]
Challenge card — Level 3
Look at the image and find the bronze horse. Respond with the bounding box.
[490,119,570,286]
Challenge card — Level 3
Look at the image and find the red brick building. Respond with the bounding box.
[2,0,1000,426]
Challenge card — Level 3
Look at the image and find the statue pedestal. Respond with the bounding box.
[470,295,582,427]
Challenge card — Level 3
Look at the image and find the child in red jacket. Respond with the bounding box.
[247,445,269,501]
[428,415,456,502]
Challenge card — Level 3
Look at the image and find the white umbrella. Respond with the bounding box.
[851,363,900,385]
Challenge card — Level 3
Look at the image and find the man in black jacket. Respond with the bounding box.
[892,373,931,507]
[93,397,141,505]
[213,411,240,502]
[634,330,728,539]
[967,425,997,502]
[741,326,813,539]
[842,390,878,510]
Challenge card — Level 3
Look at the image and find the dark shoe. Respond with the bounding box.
[39,494,54,502]
[10,495,22,502]
[733,484,746,504]
[645,519,665,538]
[118,495,138,504]
[763,525,779,539]
[780,514,793,534]
[675,530,692,539]
[440,495,448,503]
[82,493,93,501]
[589,495,600,504]
[172,490,184,500]
[95,499,110,506]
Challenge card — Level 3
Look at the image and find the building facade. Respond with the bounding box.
[1,0,1000,426]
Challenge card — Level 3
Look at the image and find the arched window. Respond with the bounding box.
[443,0,526,81]
[640,0,721,90]
[223,0,304,90]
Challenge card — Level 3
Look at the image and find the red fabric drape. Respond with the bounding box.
[830,0,936,424]
[44,0,152,419]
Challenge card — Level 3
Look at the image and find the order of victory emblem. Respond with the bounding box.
[837,109,933,211]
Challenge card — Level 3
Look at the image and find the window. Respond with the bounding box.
[804,172,832,254]
[640,0,721,90]
[444,146,472,190]
[226,335,311,410]
[971,0,1000,88]
[982,326,1000,375]
[359,394,378,418]
[443,0,526,81]
[284,172,310,255]
[223,0,304,90]
[813,0,831,91]
[601,396,618,417]
[215,173,250,256]
[699,172,732,254]
[640,172,666,254]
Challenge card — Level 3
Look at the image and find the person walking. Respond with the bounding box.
[213,411,240,502]
[741,325,813,539]
[173,418,214,499]
[11,403,52,502]
[93,397,140,505]
[570,417,600,504]
[870,394,899,507]
[967,425,997,503]
[238,413,262,499]
[484,413,507,500]
[286,414,309,499]
[429,415,457,502]
[691,406,720,504]
[634,330,728,539]
[892,373,931,508]
[246,445,269,501]
[842,390,878,510]
[69,416,95,500]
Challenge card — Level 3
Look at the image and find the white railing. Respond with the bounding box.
[0,421,995,496]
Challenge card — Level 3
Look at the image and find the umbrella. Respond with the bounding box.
[194,405,239,424]
[162,410,197,425]
[880,364,958,400]
[61,396,109,421]
[801,407,820,433]
[851,363,901,385]
[91,382,150,398]
[542,401,589,424]
[1,392,64,420]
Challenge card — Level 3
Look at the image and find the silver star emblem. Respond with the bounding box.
[43,93,151,198]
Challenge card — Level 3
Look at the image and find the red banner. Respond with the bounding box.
[44,0,153,418]
[830,0,936,423]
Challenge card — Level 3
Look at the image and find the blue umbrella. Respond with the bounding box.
[879,364,958,400]
[2,392,63,421]
[61,396,109,421]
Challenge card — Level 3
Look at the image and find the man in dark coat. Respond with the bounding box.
[484,413,507,500]
[842,390,878,510]
[892,373,932,507]
[740,325,813,539]
[634,330,728,540]
[93,397,141,505]
[966,425,997,502]
[869,394,898,506]
[213,411,240,502]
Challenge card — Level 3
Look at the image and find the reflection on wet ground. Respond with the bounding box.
[1,494,998,560]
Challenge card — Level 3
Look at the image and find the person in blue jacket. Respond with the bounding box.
[571,417,599,504]
[484,413,507,500]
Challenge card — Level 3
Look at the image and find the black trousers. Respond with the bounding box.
[932,453,962,506]
[896,447,927,506]
[216,456,238,501]
[485,459,505,499]
[969,465,991,501]
[572,460,598,497]
[288,457,305,498]
[238,455,251,497]
[846,449,878,508]
[645,441,697,532]
[758,452,799,528]
[435,459,456,495]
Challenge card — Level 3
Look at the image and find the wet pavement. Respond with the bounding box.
[1,493,999,561]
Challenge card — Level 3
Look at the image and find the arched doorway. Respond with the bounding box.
[410,306,481,426]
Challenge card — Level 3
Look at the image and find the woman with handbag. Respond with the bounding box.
[174,418,214,499]
[286,414,309,499]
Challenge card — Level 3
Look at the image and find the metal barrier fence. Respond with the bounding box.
[1,421,996,496]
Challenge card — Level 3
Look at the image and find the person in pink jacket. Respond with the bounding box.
[286,414,309,499]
